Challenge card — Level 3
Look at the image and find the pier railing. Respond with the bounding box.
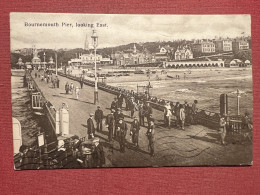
[26,73,58,139]
[58,72,229,129]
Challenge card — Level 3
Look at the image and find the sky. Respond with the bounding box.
[10,13,251,50]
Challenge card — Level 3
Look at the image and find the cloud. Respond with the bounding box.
[10,13,251,50]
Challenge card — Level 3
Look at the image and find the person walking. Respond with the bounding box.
[110,98,118,111]
[147,119,155,157]
[113,108,124,138]
[129,97,136,118]
[144,102,153,125]
[79,77,84,89]
[94,106,104,132]
[87,113,95,139]
[106,109,115,142]
[70,82,74,94]
[179,104,185,130]
[117,93,123,109]
[191,100,198,124]
[75,86,80,100]
[138,102,145,126]
[130,117,140,147]
[65,82,70,94]
[118,118,128,153]
[164,102,172,129]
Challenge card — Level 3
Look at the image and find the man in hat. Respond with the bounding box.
[95,106,104,132]
[92,137,105,168]
[147,119,155,157]
[144,102,153,125]
[87,113,95,139]
[191,100,198,124]
[113,108,124,138]
[65,81,70,94]
[138,102,145,126]
[111,97,118,111]
[117,118,128,153]
[130,117,140,147]
[129,97,136,118]
[117,93,124,109]
[106,109,115,142]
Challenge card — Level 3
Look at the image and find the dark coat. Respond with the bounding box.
[87,118,95,135]
[95,109,103,121]
[145,105,153,116]
[131,120,140,133]
[114,112,124,124]
[92,143,105,167]
[106,113,114,126]
[118,121,128,138]
[138,105,145,116]
[110,101,118,110]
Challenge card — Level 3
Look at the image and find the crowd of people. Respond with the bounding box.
[84,90,200,158]
[17,136,106,169]
[20,70,252,169]
[34,70,60,89]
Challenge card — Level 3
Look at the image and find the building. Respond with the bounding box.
[192,40,216,54]
[174,46,193,60]
[214,39,233,52]
[68,52,112,66]
[232,39,249,52]
[112,44,154,66]
[79,53,103,64]
[154,45,174,61]
[164,59,224,68]
[16,57,25,68]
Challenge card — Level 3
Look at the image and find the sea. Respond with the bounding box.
[11,73,39,147]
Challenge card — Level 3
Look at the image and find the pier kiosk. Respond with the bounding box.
[12,117,22,155]
[56,103,70,136]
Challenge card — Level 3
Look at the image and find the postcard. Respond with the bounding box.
[11,13,252,169]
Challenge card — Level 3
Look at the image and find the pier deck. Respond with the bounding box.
[32,70,252,167]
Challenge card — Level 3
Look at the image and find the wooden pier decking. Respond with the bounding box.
[32,70,252,167]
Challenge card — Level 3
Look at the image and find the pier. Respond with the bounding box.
[13,69,251,168]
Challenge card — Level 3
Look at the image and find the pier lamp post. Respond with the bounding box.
[55,51,58,76]
[91,29,99,104]
[147,69,152,96]
[43,52,46,70]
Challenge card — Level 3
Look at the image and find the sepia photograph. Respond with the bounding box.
[10,13,252,169]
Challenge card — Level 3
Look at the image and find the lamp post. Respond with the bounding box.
[91,29,99,104]
[55,51,58,76]
[43,52,46,70]
[147,69,152,96]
